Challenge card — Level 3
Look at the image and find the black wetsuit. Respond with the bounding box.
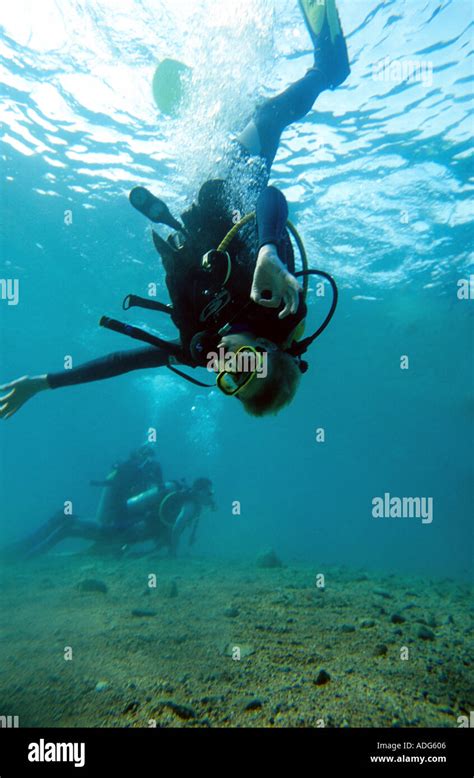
[101,457,164,529]
[47,70,327,389]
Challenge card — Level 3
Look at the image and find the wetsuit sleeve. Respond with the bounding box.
[46,346,170,389]
[256,186,289,252]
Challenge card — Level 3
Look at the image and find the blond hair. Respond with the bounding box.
[240,350,301,417]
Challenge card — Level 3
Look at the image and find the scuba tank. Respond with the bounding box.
[126,486,161,517]
[126,481,187,528]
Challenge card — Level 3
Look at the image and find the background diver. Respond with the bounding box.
[92,444,164,531]
[0,0,348,420]
[2,476,216,559]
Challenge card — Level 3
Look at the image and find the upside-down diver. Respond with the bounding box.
[0,0,349,420]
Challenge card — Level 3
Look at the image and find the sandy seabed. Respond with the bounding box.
[0,554,472,728]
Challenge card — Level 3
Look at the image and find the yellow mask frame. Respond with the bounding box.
[216,346,264,397]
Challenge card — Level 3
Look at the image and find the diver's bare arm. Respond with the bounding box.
[170,503,196,556]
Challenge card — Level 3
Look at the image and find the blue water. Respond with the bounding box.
[0,0,472,580]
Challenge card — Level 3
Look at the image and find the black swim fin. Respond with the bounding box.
[129,186,183,230]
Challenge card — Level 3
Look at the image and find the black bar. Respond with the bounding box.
[0,727,470,776]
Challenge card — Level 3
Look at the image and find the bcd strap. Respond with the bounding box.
[123,294,173,314]
[99,316,183,359]
[167,362,214,388]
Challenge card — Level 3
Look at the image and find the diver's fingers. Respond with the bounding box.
[3,409,16,420]
[287,272,304,295]
[289,275,304,297]
[289,284,299,313]
[0,389,15,403]
[251,287,270,305]
[253,294,281,309]
[0,403,10,417]
[251,279,280,307]
[279,296,293,319]
[279,286,299,319]
[0,380,19,392]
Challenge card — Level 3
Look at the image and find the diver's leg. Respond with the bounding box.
[23,526,71,558]
[237,0,350,171]
[24,519,104,558]
[237,69,327,170]
[66,520,106,540]
[1,510,70,559]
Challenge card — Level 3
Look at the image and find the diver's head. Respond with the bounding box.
[217,332,302,416]
[132,443,156,464]
[191,478,216,510]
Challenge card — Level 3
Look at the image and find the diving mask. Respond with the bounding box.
[216,346,264,397]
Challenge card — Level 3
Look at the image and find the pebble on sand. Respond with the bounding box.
[314,669,331,686]
[418,626,435,641]
[224,607,240,618]
[239,697,263,711]
[165,580,179,598]
[373,588,393,599]
[131,609,157,618]
[157,700,196,720]
[256,549,283,569]
[391,613,406,624]
[77,579,108,594]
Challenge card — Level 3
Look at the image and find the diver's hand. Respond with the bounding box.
[0,375,49,420]
[251,244,302,319]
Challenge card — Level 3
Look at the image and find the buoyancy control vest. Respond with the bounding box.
[100,179,338,384]
[153,180,306,364]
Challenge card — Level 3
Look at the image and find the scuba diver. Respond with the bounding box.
[0,1,349,419]
[93,444,164,530]
[128,476,216,557]
[2,477,216,559]
[0,444,165,558]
